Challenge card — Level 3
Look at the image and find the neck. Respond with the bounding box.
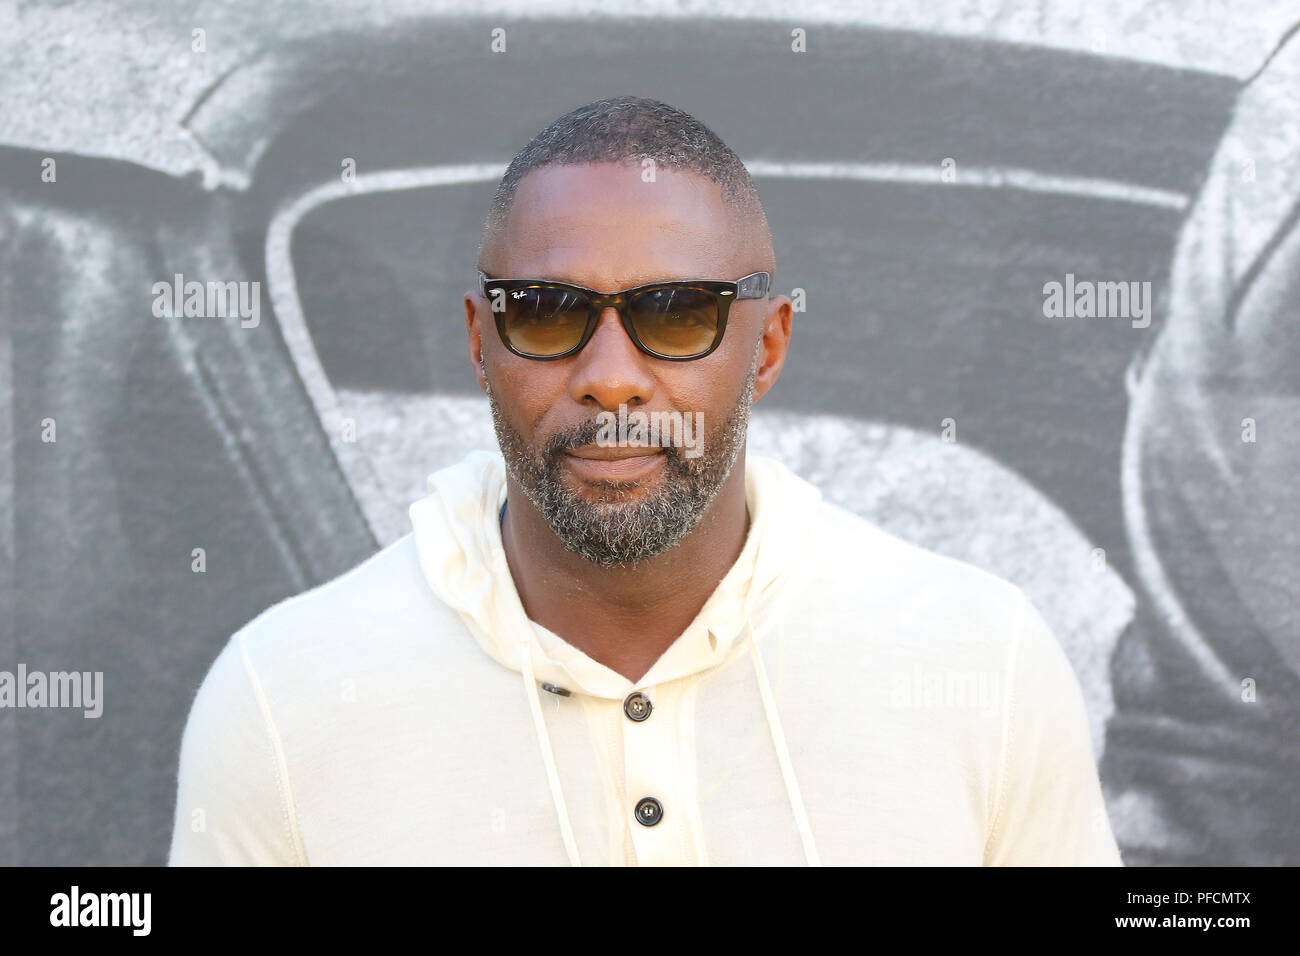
[500,452,750,684]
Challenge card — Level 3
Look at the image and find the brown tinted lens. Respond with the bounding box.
[499,287,591,355]
[628,287,720,356]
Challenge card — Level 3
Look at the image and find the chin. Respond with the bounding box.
[569,476,661,507]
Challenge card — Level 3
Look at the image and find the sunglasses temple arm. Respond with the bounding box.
[737,272,770,298]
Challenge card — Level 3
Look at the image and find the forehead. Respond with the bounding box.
[497,162,740,289]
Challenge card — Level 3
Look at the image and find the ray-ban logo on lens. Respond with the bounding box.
[152,272,261,328]
[595,404,704,459]
[1042,273,1151,328]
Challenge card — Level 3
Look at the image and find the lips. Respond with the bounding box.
[566,444,661,461]
[563,444,665,481]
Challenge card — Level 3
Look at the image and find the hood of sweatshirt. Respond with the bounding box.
[408,449,824,699]
[408,448,826,865]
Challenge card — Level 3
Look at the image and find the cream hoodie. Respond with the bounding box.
[168,450,1122,866]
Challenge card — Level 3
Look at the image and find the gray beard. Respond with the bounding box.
[486,356,756,569]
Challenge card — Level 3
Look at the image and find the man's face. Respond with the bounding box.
[467,162,786,567]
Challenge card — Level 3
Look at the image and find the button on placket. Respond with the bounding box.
[623,691,652,722]
[623,684,688,863]
[626,692,662,834]
[634,796,663,827]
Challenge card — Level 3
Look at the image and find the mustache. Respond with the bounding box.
[542,416,683,461]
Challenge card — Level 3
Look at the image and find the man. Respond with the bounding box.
[168,95,1120,866]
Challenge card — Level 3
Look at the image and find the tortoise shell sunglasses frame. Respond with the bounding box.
[476,270,771,361]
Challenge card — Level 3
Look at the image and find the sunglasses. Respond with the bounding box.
[477,270,770,360]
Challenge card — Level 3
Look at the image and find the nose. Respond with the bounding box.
[567,306,657,411]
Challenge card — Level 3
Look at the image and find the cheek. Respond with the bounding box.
[662,365,748,430]
[493,361,569,435]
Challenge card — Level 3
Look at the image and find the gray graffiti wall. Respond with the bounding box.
[1,1,1297,866]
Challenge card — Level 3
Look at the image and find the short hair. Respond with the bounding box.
[476,95,773,275]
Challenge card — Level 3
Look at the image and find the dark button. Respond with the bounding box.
[634,796,663,827]
[623,691,652,722]
[541,683,571,697]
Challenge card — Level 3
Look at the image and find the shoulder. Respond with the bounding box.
[224,534,472,697]
[798,495,1033,648]
[798,496,1088,736]
[171,539,443,866]
[238,533,456,643]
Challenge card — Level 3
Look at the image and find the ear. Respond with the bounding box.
[752,295,793,402]
[465,289,488,392]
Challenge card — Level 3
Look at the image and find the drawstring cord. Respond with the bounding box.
[520,640,582,866]
[747,619,822,866]
[507,504,586,862]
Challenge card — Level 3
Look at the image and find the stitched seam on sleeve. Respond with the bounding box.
[983,594,1028,865]
[238,631,310,866]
